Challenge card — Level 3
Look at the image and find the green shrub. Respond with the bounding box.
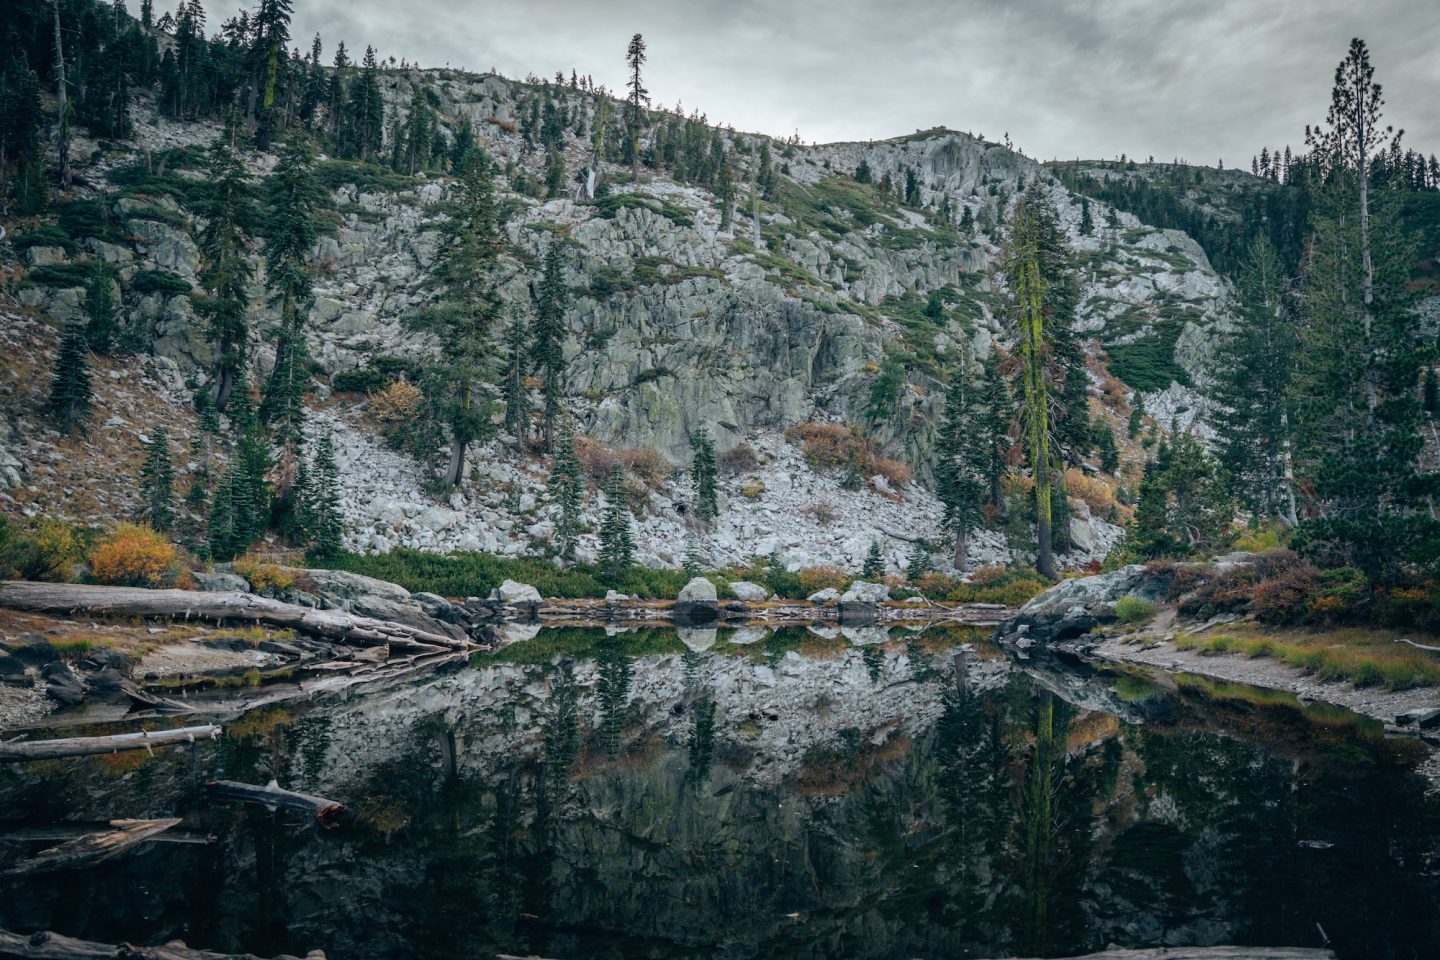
[314,159,418,193]
[1114,594,1157,624]
[13,224,71,249]
[1105,337,1191,393]
[314,548,693,600]
[0,516,89,581]
[130,269,193,297]
[26,261,103,288]
[331,355,418,394]
[57,200,123,244]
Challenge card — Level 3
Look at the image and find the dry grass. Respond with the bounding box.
[1175,621,1440,691]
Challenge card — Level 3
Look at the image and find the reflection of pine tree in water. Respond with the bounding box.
[681,648,702,688]
[686,696,717,784]
[597,639,633,760]
[541,659,579,792]
[906,638,936,683]
[862,646,885,683]
[1020,692,1059,956]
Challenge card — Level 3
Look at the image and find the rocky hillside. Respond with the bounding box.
[0,68,1248,573]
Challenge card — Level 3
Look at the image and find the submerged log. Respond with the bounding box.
[0,822,211,845]
[0,927,325,959]
[0,819,180,880]
[988,949,1335,960]
[0,581,468,651]
[0,725,221,763]
[205,779,344,823]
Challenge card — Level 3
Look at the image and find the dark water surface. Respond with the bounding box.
[2,626,1438,960]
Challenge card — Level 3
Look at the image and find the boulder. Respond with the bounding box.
[191,570,250,593]
[994,565,1167,645]
[490,580,543,605]
[807,587,840,603]
[677,577,718,604]
[604,590,631,602]
[303,568,412,605]
[841,581,890,604]
[677,627,718,652]
[727,580,768,602]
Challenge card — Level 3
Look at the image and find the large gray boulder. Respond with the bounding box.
[994,565,1168,645]
[727,580,768,602]
[490,580,543,605]
[841,581,890,604]
[677,577,718,604]
[304,569,413,605]
[191,570,250,593]
[807,587,841,603]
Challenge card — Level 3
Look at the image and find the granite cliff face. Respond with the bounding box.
[1,68,1247,570]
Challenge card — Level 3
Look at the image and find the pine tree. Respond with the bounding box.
[250,0,293,149]
[935,355,987,572]
[344,46,384,161]
[598,464,635,579]
[84,266,117,353]
[140,426,175,530]
[1121,434,1230,559]
[854,158,871,183]
[1003,185,1077,579]
[261,136,325,465]
[979,353,1011,510]
[906,540,930,581]
[308,430,343,558]
[1207,234,1298,525]
[551,425,584,560]
[1096,419,1119,474]
[690,423,718,525]
[1291,39,1433,579]
[862,539,885,579]
[48,321,93,436]
[531,242,569,451]
[716,150,734,232]
[1079,197,1094,236]
[196,134,253,411]
[423,148,505,486]
[502,309,529,440]
[624,34,647,183]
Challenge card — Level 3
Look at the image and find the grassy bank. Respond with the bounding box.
[1175,622,1440,691]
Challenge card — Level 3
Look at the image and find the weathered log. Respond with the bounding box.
[0,822,211,845]
[0,819,180,880]
[120,682,194,715]
[0,927,325,959]
[0,581,469,651]
[205,779,344,823]
[0,725,221,763]
[984,949,1335,960]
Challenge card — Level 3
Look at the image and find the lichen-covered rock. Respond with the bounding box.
[727,581,767,602]
[677,577,718,604]
[841,581,890,604]
[491,580,543,605]
[994,565,1169,645]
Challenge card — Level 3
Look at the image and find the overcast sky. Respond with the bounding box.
[284,0,1440,165]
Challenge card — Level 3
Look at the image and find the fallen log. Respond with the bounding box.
[984,949,1335,960]
[205,779,344,824]
[0,927,325,959]
[0,581,469,652]
[0,818,180,880]
[0,725,221,763]
[0,822,211,845]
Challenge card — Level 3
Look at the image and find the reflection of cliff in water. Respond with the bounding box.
[1,628,1438,960]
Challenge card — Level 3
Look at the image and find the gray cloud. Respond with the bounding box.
[283,0,1440,163]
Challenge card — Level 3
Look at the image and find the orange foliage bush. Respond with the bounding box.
[574,436,670,488]
[370,380,423,424]
[1064,468,1116,517]
[88,524,181,588]
[797,565,850,595]
[784,422,910,491]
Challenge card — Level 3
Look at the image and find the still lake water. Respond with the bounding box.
[2,625,1438,959]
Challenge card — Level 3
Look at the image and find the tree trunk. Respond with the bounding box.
[0,581,470,650]
[0,818,181,880]
[952,527,969,574]
[0,926,327,959]
[51,1,70,192]
[1035,511,1057,580]
[0,725,221,763]
[444,436,465,487]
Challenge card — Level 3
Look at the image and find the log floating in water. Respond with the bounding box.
[0,581,469,651]
[0,927,325,959]
[205,779,344,824]
[0,819,181,880]
[0,822,212,846]
[0,725,221,763]
[984,949,1336,960]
